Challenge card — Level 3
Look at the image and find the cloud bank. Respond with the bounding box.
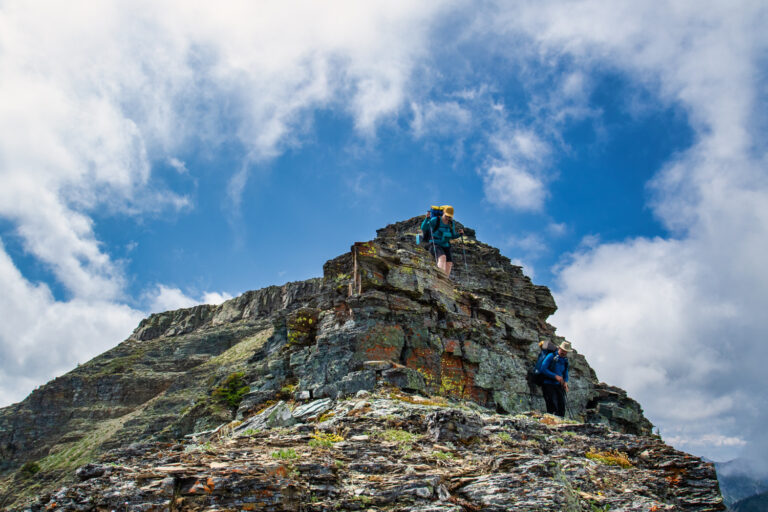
[495,0,768,462]
[0,0,455,405]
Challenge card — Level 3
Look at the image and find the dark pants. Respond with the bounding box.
[429,243,453,262]
[542,383,566,417]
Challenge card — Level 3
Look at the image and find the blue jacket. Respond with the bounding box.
[540,352,569,386]
[421,217,459,248]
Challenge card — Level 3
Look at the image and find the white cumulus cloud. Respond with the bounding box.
[492,0,768,462]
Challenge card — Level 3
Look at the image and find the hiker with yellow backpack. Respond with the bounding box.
[420,205,464,277]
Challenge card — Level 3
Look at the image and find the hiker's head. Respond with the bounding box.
[442,205,454,222]
[558,341,572,356]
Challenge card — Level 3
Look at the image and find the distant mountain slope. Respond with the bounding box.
[731,490,768,512]
[716,459,768,507]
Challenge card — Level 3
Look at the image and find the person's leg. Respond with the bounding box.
[446,261,453,276]
[432,244,447,272]
[541,384,557,414]
[445,247,454,276]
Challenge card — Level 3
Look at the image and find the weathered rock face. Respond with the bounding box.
[23,393,725,511]
[0,216,674,509]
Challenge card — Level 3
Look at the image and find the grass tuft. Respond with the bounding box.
[212,372,250,409]
[271,448,300,460]
[586,448,633,468]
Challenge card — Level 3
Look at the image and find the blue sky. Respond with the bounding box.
[1,0,767,466]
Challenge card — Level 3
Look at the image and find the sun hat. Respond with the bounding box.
[441,205,454,218]
[559,341,572,352]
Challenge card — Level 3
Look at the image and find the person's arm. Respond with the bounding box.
[539,353,557,379]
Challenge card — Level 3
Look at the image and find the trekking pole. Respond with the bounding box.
[460,232,468,271]
[564,391,574,419]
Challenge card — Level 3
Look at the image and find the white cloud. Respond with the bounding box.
[547,222,567,236]
[497,0,768,461]
[510,258,536,280]
[483,163,547,211]
[667,434,747,449]
[0,0,456,299]
[168,158,188,174]
[202,291,234,306]
[411,101,473,138]
[145,285,234,313]
[507,233,547,256]
[0,0,456,407]
[482,128,550,211]
[0,240,143,406]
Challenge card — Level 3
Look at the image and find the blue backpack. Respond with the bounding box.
[532,345,557,385]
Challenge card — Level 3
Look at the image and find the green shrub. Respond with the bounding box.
[19,462,41,478]
[212,372,250,409]
[271,448,299,460]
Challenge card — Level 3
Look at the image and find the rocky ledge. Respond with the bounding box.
[29,391,724,511]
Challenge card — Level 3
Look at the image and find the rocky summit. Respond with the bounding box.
[0,216,724,510]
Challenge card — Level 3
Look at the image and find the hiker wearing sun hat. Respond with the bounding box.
[420,205,464,277]
[539,340,571,417]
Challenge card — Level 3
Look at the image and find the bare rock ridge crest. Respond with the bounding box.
[0,216,724,510]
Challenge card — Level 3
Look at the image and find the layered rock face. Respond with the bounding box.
[0,216,714,510]
[28,393,724,511]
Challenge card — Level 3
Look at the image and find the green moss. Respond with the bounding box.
[496,432,512,442]
[432,450,455,460]
[308,432,344,449]
[271,448,300,460]
[212,372,250,409]
[204,329,273,368]
[19,462,41,478]
[586,449,632,468]
[376,429,420,444]
[317,411,336,423]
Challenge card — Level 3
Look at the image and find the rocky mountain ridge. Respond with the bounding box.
[0,216,722,510]
[24,391,723,511]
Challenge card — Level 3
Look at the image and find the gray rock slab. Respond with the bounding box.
[292,398,333,422]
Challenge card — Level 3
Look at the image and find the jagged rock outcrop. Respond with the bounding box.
[24,393,724,511]
[0,216,707,510]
